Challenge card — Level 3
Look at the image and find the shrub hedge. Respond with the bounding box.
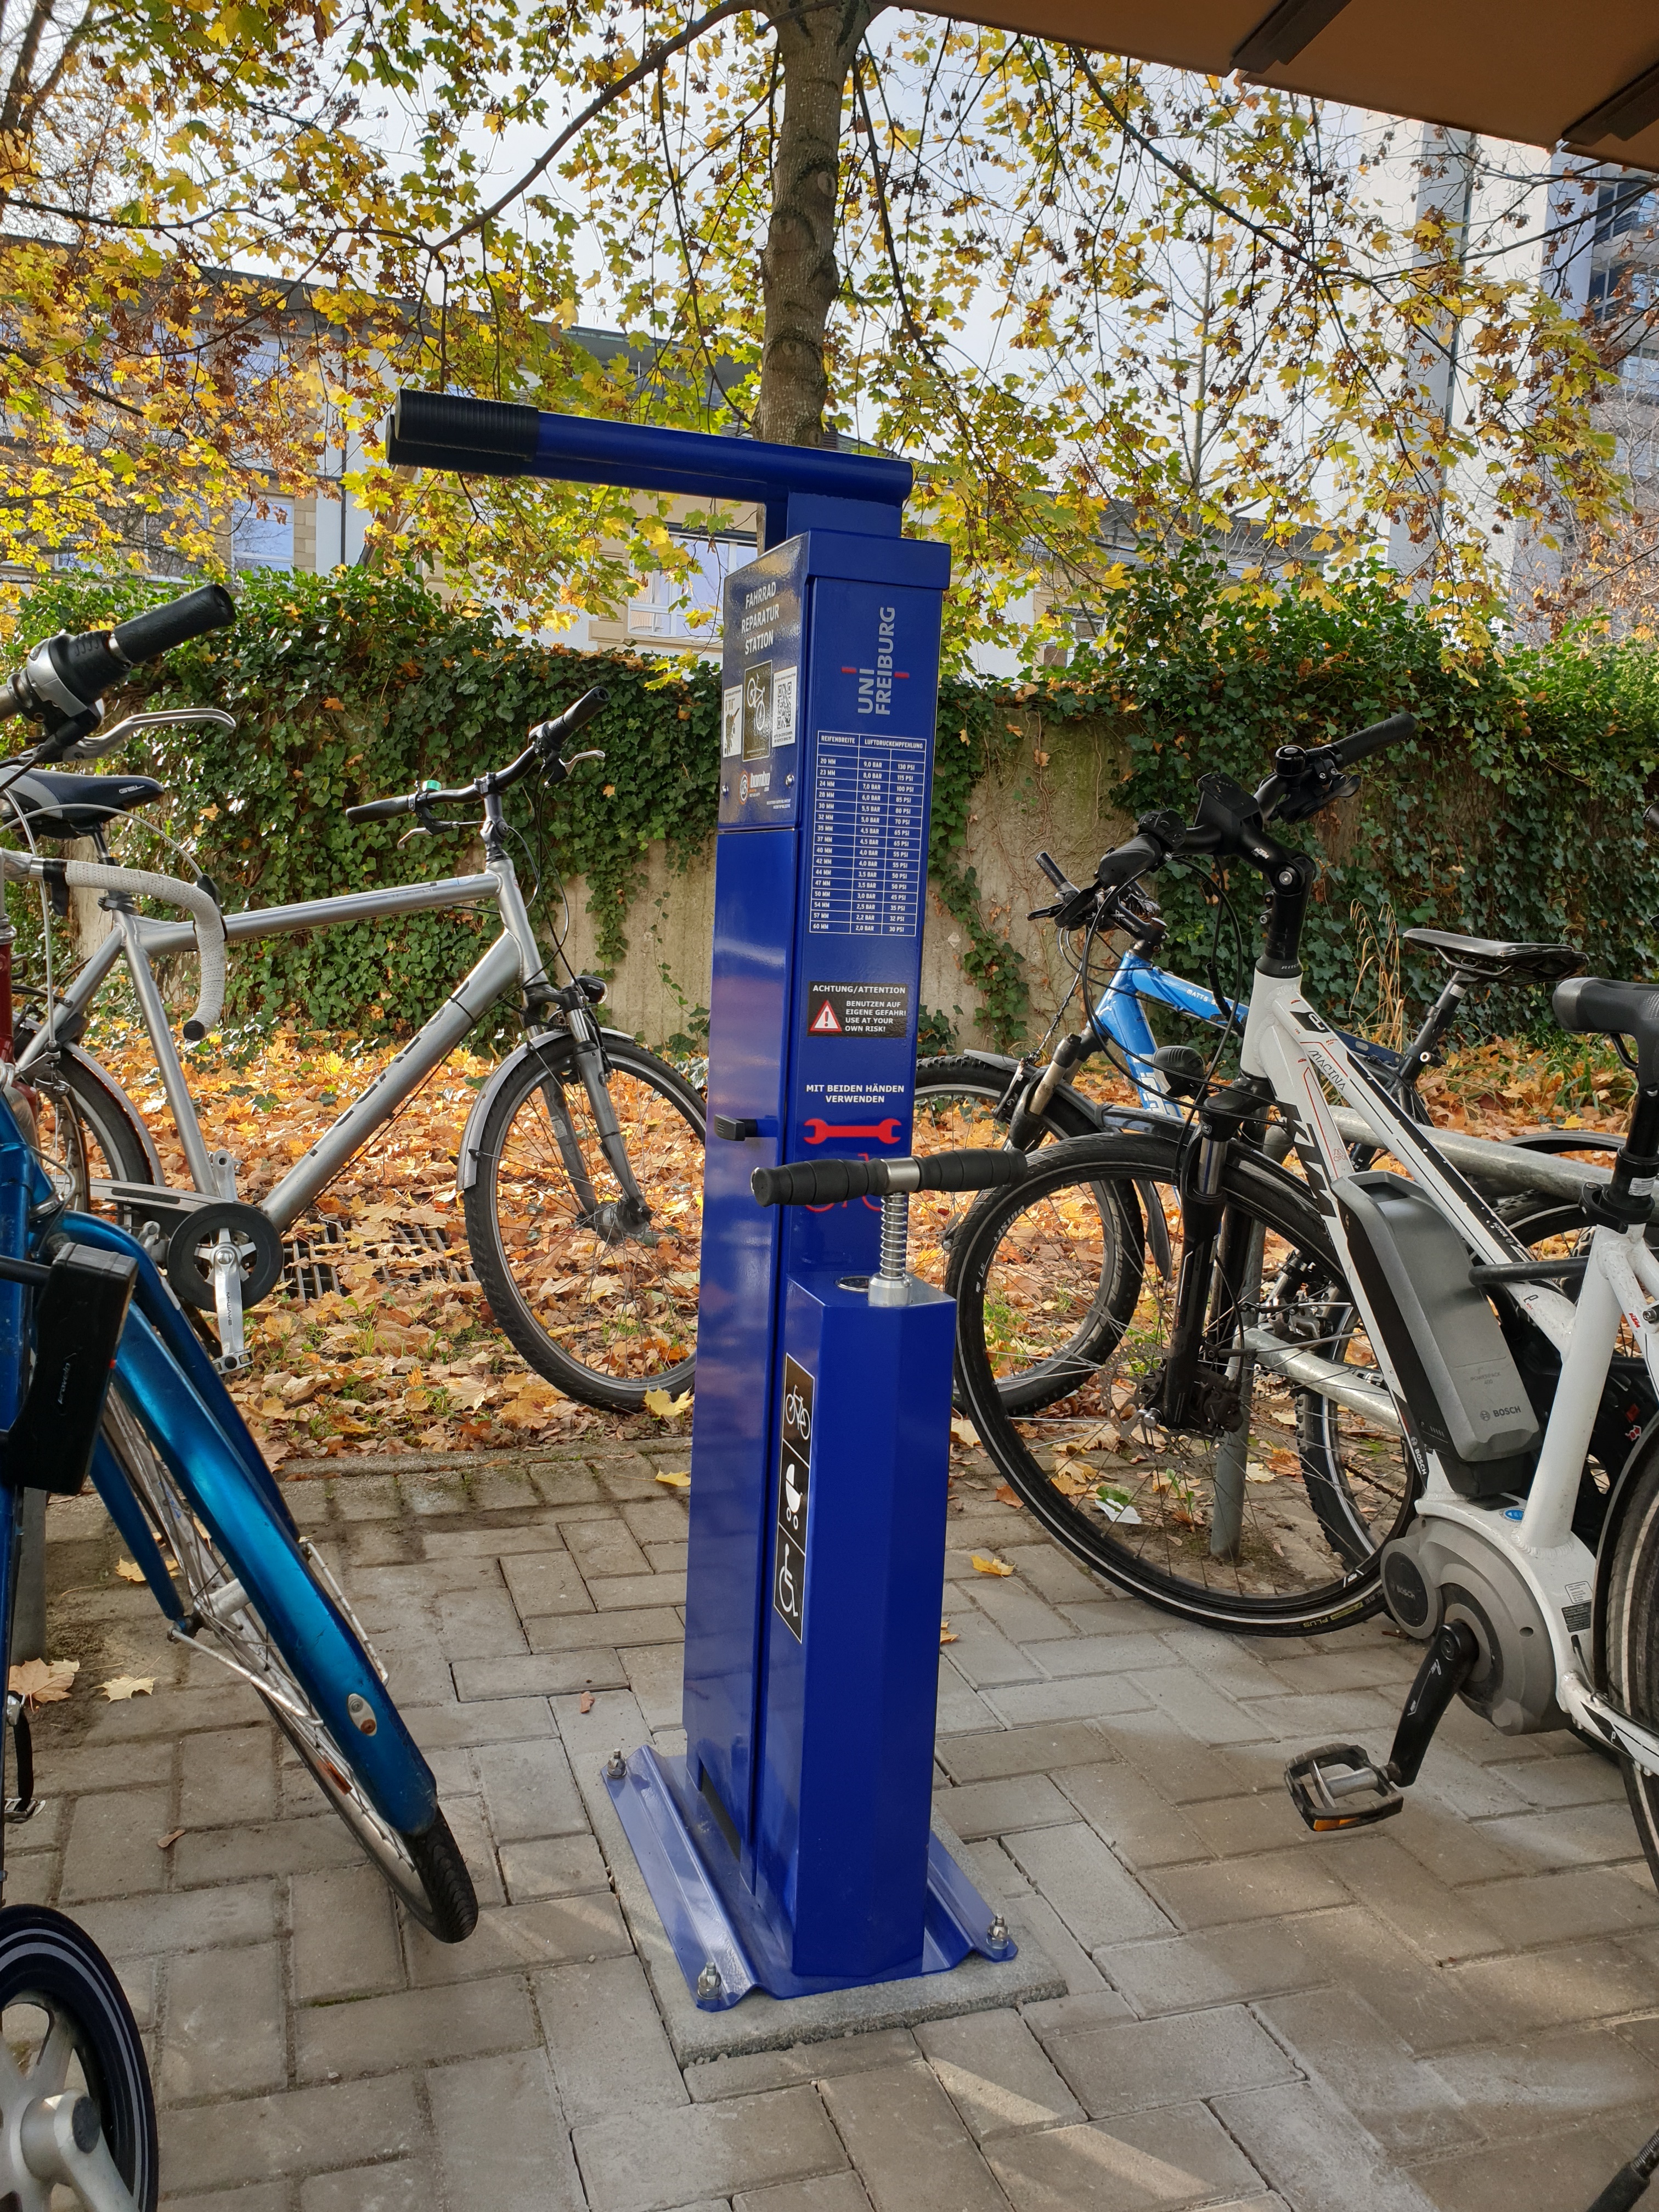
[3,558,1656,1052]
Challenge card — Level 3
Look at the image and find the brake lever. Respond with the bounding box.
[397,799,464,847]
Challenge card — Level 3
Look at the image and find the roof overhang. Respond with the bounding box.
[920,0,1659,168]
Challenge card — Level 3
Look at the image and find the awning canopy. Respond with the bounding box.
[923,0,1659,171]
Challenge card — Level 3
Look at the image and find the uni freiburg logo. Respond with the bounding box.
[841,606,909,717]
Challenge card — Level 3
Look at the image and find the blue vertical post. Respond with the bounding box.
[385,391,1014,2007]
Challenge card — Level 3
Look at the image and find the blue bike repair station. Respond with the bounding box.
[389,390,1017,2009]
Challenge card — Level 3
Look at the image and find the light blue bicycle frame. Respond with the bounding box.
[1088,946,1401,1118]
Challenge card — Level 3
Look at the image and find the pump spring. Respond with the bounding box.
[878,1192,909,1282]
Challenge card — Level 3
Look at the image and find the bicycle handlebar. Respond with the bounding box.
[1081,709,1420,902]
[345,687,611,825]
[751,1148,1031,1208]
[1329,711,1417,769]
[343,794,416,825]
[1,586,236,743]
[1,854,225,1037]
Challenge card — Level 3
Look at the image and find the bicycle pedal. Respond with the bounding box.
[1284,1741,1403,1831]
[5,1797,41,1822]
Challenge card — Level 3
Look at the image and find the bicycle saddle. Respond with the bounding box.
[1402,928,1584,987]
[0,768,165,839]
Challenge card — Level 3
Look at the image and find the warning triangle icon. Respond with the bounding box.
[810,1001,841,1034]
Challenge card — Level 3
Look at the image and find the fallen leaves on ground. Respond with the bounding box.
[100,1675,155,1701]
[940,1618,958,1645]
[114,1559,147,1583]
[578,1691,595,1713]
[9,1658,77,1707]
[157,1828,184,1850]
[994,1482,1024,1509]
[642,1389,692,1420]
[78,1024,704,1464]
[971,1554,1014,1577]
[655,1470,691,1491]
[949,1415,980,1449]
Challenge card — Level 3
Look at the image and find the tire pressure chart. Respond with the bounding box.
[807,730,927,938]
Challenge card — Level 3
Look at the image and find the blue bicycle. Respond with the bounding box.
[0,594,477,1966]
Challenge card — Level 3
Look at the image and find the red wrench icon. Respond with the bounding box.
[803,1118,900,1145]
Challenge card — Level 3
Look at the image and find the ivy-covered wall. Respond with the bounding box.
[3,560,1657,1055]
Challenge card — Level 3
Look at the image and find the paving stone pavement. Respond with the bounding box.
[26,1443,1659,2211]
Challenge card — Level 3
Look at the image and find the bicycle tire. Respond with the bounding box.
[1598,1442,1659,1893]
[465,1035,706,1412]
[100,1388,477,1942]
[31,1048,156,1211]
[947,1130,1414,1633]
[912,1057,1159,1415]
[0,1902,157,2210]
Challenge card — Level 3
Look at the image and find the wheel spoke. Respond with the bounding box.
[32,2009,75,2098]
[949,1132,1416,1629]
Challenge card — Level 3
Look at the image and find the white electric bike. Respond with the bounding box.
[946,715,1659,1891]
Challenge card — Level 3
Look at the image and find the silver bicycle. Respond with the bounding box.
[5,689,707,1409]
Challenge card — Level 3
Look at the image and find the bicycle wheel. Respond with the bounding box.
[29,1049,154,1212]
[0,1903,156,2210]
[465,1035,706,1412]
[1598,1442,1659,1890]
[101,1389,477,1941]
[948,1131,1416,1632]
[911,1056,1149,1413]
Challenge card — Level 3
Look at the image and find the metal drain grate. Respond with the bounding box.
[279,1214,477,1305]
[376,1217,478,1289]
[281,1219,342,1304]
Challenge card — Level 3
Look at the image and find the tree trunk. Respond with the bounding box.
[752,0,871,447]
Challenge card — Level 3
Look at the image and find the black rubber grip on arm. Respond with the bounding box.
[385,388,541,475]
[1330,712,1417,768]
[751,1149,1030,1207]
[345,794,416,824]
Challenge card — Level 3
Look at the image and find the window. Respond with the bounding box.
[231,498,294,574]
[1596,182,1657,244]
[628,533,754,644]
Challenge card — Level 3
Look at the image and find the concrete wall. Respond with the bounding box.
[561,708,1138,1052]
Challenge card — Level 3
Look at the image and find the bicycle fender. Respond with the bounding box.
[114,1306,438,1835]
[59,1046,165,1181]
[88,1434,185,1620]
[455,1025,636,1193]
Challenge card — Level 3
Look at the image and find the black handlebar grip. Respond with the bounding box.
[533,686,611,754]
[52,584,238,709]
[1330,712,1417,769]
[345,794,416,824]
[1095,830,1169,894]
[110,585,236,668]
[751,1149,1031,1207]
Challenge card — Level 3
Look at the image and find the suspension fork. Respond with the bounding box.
[557,998,652,1228]
[1159,1128,1234,1428]
[1156,1084,1274,1431]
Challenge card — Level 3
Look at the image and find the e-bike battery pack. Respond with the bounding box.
[1333,1171,1538,1498]
[6,1243,138,1495]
